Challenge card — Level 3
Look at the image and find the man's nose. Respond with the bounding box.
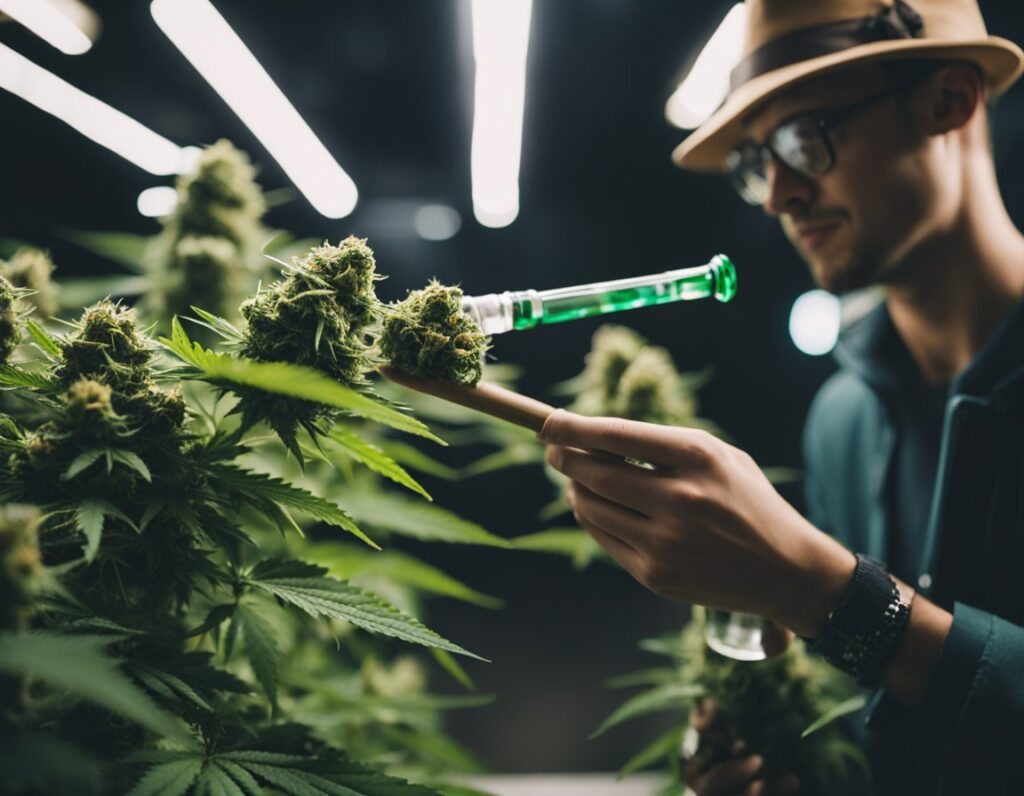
[762,155,815,216]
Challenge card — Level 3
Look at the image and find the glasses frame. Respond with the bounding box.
[726,81,921,206]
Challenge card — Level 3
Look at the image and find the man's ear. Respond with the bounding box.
[922,63,984,135]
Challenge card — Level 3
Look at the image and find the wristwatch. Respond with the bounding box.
[807,553,914,685]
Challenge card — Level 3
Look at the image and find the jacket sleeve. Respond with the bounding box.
[866,604,1024,793]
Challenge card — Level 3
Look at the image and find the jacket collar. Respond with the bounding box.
[833,294,1024,400]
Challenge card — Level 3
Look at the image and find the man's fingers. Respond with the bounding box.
[569,481,652,547]
[547,445,662,516]
[767,770,800,795]
[567,483,643,570]
[690,755,764,796]
[539,409,715,470]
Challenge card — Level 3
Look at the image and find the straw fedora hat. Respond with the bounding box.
[672,0,1024,172]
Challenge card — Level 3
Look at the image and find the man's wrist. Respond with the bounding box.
[783,535,857,638]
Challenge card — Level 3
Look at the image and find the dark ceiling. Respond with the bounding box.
[2,0,1024,773]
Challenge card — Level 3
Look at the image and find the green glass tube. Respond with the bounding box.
[461,254,736,335]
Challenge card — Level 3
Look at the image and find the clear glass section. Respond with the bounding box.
[703,609,771,661]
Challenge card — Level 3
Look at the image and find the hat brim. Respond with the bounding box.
[672,36,1024,172]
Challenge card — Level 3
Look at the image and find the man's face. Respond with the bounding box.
[743,65,944,293]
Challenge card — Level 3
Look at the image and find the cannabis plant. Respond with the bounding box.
[380,281,489,386]
[0,239,497,794]
[594,609,869,795]
[0,247,58,319]
[60,139,302,330]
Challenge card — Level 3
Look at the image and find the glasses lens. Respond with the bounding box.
[771,116,832,176]
[725,143,769,205]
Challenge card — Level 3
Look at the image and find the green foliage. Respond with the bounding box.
[0,240,503,792]
[598,610,869,794]
[0,632,183,739]
[0,247,58,318]
[0,505,42,631]
[567,325,707,427]
[379,280,489,386]
[0,274,22,364]
[245,559,483,660]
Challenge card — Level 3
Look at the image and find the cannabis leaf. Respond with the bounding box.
[76,499,106,561]
[801,695,867,739]
[374,438,459,480]
[328,425,430,499]
[160,318,444,443]
[618,726,685,778]
[0,632,184,740]
[207,463,378,549]
[246,559,484,660]
[308,543,502,609]
[337,491,509,548]
[0,363,53,390]
[237,604,280,707]
[512,528,605,569]
[590,682,705,738]
[75,498,138,561]
[126,756,203,796]
[25,319,62,358]
[64,449,105,480]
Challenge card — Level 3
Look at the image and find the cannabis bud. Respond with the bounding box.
[56,300,153,396]
[569,325,646,416]
[0,248,57,318]
[172,139,266,246]
[166,235,241,323]
[612,347,696,426]
[65,379,117,428]
[569,325,697,426]
[0,505,42,632]
[0,275,22,365]
[380,280,489,386]
[241,237,382,387]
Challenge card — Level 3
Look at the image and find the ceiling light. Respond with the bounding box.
[665,4,746,130]
[789,290,841,356]
[137,186,178,218]
[414,204,461,241]
[0,41,189,174]
[469,0,532,229]
[0,0,92,55]
[151,0,358,219]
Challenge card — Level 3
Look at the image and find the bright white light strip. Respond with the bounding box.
[137,186,178,217]
[0,41,190,175]
[470,0,532,228]
[0,0,92,55]
[665,3,746,130]
[151,0,358,219]
[789,290,841,356]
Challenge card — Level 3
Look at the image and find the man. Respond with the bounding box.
[539,1,1024,793]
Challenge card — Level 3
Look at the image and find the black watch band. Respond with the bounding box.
[808,553,912,685]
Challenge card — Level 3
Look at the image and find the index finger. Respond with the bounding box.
[538,409,713,470]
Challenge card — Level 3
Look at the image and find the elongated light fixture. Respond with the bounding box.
[0,41,190,174]
[469,0,533,228]
[0,0,92,55]
[151,0,358,219]
[665,3,746,130]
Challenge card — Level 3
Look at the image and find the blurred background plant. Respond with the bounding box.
[58,140,313,338]
[593,609,869,795]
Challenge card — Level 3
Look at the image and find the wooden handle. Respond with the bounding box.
[378,365,556,433]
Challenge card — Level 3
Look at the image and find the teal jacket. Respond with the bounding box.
[803,298,1024,795]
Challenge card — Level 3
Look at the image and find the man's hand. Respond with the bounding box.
[539,410,856,637]
[685,701,800,796]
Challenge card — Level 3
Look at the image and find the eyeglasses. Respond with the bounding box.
[725,82,915,206]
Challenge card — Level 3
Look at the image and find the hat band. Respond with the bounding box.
[729,0,925,93]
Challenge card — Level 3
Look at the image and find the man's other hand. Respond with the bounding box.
[539,410,856,638]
